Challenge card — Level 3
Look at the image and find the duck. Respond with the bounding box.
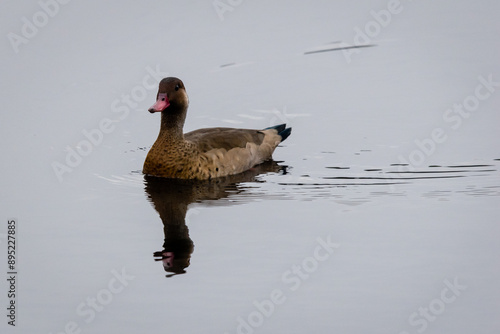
[143,77,291,180]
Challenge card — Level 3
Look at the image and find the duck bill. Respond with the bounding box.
[148,93,170,113]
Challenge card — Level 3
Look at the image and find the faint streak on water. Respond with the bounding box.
[268,160,500,202]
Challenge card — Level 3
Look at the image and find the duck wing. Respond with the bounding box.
[185,127,265,153]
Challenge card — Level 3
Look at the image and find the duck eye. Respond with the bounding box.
[175,84,180,91]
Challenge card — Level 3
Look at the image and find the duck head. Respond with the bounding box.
[148,77,189,113]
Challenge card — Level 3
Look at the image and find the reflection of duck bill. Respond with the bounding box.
[154,248,192,276]
[161,251,175,268]
[153,251,180,269]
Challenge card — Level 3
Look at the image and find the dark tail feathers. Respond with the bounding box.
[264,124,292,142]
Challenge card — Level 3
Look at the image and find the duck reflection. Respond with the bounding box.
[144,160,287,277]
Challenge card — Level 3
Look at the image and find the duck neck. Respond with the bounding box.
[159,109,186,143]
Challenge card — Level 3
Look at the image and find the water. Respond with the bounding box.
[1,1,499,333]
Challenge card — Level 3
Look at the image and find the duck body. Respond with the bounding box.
[143,77,291,180]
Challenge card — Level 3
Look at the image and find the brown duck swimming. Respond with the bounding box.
[143,77,291,180]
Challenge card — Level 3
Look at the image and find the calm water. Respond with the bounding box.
[3,136,500,334]
[2,1,499,333]
[13,150,497,334]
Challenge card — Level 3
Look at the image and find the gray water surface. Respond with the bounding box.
[1,1,499,333]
